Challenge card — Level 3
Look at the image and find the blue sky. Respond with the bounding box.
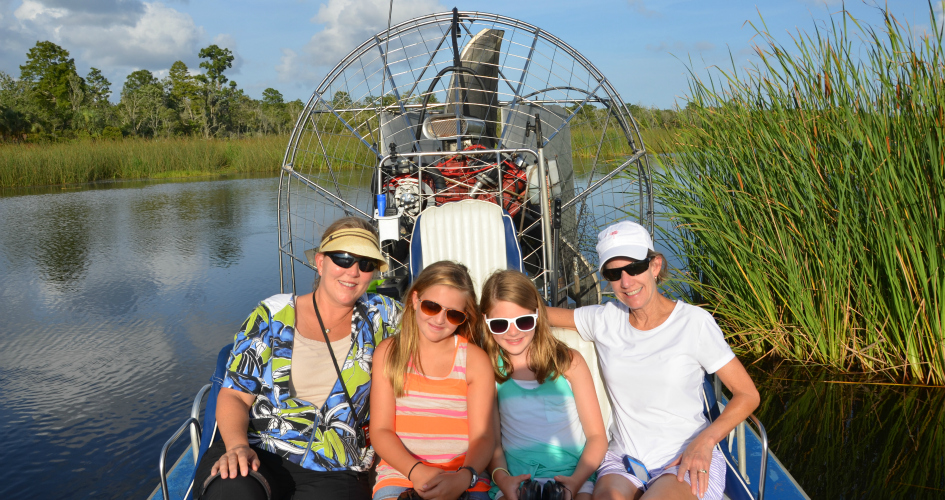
[0,0,939,108]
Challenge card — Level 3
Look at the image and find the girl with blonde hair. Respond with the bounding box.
[479,270,607,500]
[371,261,497,500]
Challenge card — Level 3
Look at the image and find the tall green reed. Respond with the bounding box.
[658,5,945,383]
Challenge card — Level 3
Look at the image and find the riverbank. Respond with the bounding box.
[0,127,679,189]
[0,135,288,188]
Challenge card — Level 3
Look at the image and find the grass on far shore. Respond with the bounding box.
[0,127,680,189]
[0,134,289,189]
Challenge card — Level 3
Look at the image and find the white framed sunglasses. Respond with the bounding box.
[485,314,538,334]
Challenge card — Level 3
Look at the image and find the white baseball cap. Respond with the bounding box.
[596,220,653,273]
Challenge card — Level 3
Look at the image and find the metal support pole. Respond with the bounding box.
[737,421,748,482]
[550,198,561,306]
[530,114,552,300]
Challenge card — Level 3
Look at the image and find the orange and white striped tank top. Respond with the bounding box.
[374,335,490,493]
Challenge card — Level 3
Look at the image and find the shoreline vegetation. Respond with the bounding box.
[0,135,288,188]
[657,5,944,384]
[0,127,679,189]
[0,37,684,188]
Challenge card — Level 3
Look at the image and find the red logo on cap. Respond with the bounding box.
[610,231,619,237]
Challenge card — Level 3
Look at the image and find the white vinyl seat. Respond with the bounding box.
[409,199,523,297]
[551,327,613,440]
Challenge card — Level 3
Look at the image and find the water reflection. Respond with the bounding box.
[0,177,281,499]
[751,364,945,499]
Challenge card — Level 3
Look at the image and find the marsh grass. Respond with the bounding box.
[0,122,677,189]
[0,135,291,188]
[657,6,945,383]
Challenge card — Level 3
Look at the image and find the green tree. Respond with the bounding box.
[262,88,284,108]
[122,69,159,95]
[165,61,199,134]
[198,45,234,88]
[196,45,235,137]
[120,69,166,136]
[1,70,42,138]
[228,87,258,136]
[71,68,113,135]
[19,41,83,131]
[86,68,111,105]
[332,91,352,108]
[260,87,287,133]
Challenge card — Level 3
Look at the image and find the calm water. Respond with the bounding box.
[0,176,942,499]
[0,177,281,498]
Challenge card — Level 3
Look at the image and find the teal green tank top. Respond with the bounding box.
[490,364,590,498]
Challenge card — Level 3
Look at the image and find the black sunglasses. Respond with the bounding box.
[325,252,378,273]
[601,256,653,282]
[418,299,468,326]
[485,314,538,334]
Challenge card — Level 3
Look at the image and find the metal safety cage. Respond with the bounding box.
[277,9,653,303]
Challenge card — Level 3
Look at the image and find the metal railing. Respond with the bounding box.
[158,383,211,500]
[158,417,201,500]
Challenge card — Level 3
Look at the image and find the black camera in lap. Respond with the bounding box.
[517,479,567,500]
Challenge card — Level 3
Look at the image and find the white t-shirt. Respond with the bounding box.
[574,300,735,470]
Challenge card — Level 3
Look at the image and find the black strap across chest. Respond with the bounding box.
[311,296,374,448]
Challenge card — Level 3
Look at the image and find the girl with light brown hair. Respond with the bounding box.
[479,270,607,500]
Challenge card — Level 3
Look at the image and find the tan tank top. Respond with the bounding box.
[289,333,352,408]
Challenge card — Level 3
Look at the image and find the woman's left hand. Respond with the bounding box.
[416,470,471,500]
[668,434,714,498]
[552,474,583,500]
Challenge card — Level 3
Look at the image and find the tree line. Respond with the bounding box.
[0,39,690,143]
[0,41,304,142]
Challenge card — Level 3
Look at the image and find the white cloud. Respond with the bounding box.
[693,41,716,52]
[11,1,203,69]
[276,47,299,82]
[14,0,65,20]
[278,0,444,84]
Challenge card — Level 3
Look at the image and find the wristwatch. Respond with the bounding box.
[457,466,478,488]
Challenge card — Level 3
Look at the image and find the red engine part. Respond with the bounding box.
[384,145,528,216]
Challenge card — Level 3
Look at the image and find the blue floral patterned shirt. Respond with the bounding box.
[222,292,402,472]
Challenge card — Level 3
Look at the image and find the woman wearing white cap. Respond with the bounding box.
[194,216,403,500]
[548,220,759,500]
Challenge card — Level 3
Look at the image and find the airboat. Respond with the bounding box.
[150,9,808,500]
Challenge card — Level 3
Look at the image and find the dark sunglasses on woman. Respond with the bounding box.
[418,299,468,325]
[325,252,379,273]
[485,314,538,334]
[601,256,653,282]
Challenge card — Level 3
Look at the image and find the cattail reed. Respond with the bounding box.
[657,5,944,384]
